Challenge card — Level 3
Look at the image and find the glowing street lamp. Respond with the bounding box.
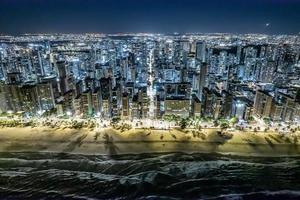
[37,110,44,116]
[96,112,101,117]
[66,111,72,117]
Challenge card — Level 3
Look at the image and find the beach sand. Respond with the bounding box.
[0,127,300,156]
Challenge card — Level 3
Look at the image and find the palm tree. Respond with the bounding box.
[179,118,188,129]
[230,117,239,125]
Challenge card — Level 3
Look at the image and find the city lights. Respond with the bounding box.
[0,0,299,199]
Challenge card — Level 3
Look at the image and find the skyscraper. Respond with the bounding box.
[196,41,206,63]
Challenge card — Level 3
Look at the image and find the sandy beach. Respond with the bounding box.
[0,127,300,156]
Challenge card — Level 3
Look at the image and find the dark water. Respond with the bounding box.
[0,152,300,199]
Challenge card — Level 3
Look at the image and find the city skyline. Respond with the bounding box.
[0,1,300,199]
[0,33,299,122]
[0,0,299,35]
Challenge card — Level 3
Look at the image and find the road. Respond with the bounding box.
[147,48,155,119]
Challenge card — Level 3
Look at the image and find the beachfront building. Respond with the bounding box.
[253,90,273,118]
[164,96,190,118]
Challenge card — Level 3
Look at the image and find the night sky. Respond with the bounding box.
[0,0,299,35]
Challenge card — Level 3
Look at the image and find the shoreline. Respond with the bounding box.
[0,127,300,157]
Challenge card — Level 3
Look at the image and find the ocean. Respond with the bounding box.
[0,152,300,199]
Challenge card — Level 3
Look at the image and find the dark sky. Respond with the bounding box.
[0,0,299,34]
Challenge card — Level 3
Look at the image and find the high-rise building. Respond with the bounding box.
[253,90,273,118]
[196,42,206,62]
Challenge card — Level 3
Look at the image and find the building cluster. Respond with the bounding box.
[0,33,299,122]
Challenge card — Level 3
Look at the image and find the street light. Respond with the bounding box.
[66,111,72,117]
[37,110,44,116]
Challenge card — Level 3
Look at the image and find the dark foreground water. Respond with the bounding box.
[0,152,300,200]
